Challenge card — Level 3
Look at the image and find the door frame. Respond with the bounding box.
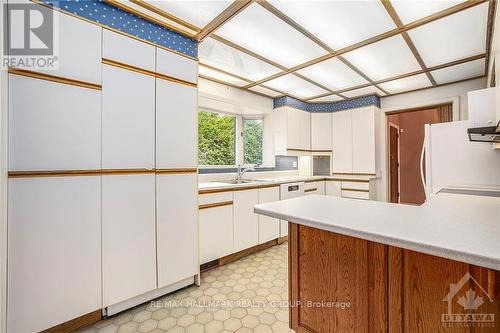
[388,122,400,203]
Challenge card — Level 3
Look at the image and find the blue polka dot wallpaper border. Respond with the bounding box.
[274,95,381,112]
[42,0,198,58]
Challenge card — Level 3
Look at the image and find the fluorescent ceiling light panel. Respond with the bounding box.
[199,65,249,86]
[309,95,344,103]
[391,0,465,25]
[408,3,488,67]
[430,58,485,84]
[145,0,233,28]
[216,3,327,68]
[268,0,396,50]
[199,37,282,81]
[248,85,281,98]
[264,74,328,100]
[342,86,385,98]
[342,35,421,81]
[378,74,432,94]
[296,58,369,91]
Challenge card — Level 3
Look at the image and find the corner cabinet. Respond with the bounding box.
[311,113,332,151]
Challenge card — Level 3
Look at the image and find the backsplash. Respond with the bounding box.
[199,155,298,174]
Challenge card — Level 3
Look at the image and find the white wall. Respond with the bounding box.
[375,77,487,202]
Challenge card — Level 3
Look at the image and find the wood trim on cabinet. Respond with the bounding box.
[101,169,156,175]
[326,178,369,183]
[8,68,102,90]
[155,72,197,88]
[40,309,101,333]
[8,170,103,178]
[199,182,279,194]
[156,168,198,174]
[341,188,370,193]
[199,201,233,210]
[304,188,317,193]
[334,172,376,176]
[102,58,156,77]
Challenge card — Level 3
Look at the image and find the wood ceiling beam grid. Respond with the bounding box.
[243,0,488,89]
[129,0,201,32]
[255,0,384,96]
[381,0,437,86]
[196,0,254,42]
[385,75,486,97]
[485,0,497,74]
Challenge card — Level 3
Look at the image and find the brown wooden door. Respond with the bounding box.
[389,125,399,203]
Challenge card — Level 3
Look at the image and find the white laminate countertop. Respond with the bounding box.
[254,190,500,271]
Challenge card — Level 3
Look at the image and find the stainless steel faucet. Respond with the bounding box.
[236,164,256,183]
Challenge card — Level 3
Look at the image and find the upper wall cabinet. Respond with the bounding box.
[311,113,332,151]
[103,30,155,71]
[467,87,497,128]
[32,4,101,84]
[102,65,155,169]
[274,107,311,154]
[156,48,198,84]
[156,79,197,169]
[332,110,353,173]
[9,75,101,171]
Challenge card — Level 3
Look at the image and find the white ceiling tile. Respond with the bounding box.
[268,0,396,50]
[378,74,432,94]
[309,95,345,102]
[431,59,485,84]
[248,85,281,98]
[145,0,233,28]
[408,3,488,67]
[199,37,282,81]
[342,86,386,98]
[264,74,328,100]
[392,0,465,24]
[216,3,327,68]
[296,58,369,91]
[198,65,249,86]
[342,35,421,81]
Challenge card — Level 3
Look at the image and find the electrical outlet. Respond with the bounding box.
[293,161,297,167]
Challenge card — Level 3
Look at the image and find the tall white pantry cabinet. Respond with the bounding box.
[7,7,199,333]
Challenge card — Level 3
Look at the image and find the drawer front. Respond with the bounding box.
[341,181,369,191]
[305,181,325,195]
[341,190,369,200]
[199,192,233,205]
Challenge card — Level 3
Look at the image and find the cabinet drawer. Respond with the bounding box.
[199,205,233,264]
[305,181,325,195]
[341,190,369,200]
[341,181,369,191]
[103,30,155,71]
[156,48,197,83]
[199,192,233,205]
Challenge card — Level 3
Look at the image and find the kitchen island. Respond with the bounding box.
[254,190,500,332]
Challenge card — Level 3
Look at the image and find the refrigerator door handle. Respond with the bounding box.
[420,139,426,199]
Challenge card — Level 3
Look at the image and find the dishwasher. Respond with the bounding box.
[279,182,305,237]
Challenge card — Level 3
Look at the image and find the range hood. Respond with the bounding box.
[467,121,500,143]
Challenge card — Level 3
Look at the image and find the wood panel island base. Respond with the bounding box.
[288,223,500,333]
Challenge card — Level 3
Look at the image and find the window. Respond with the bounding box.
[243,119,263,165]
[198,111,236,166]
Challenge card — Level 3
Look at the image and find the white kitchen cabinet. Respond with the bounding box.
[156,79,197,168]
[9,75,101,171]
[274,107,311,154]
[468,87,497,127]
[305,181,326,195]
[102,65,155,169]
[342,190,369,200]
[103,29,155,71]
[352,107,376,174]
[258,187,280,244]
[156,48,198,84]
[311,113,332,151]
[102,174,156,307]
[156,173,198,288]
[8,177,101,333]
[233,189,259,252]
[332,110,353,173]
[326,180,342,197]
[34,4,101,83]
[199,193,234,264]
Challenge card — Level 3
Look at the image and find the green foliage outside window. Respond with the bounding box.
[198,111,236,165]
[243,119,263,165]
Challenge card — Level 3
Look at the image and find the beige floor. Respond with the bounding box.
[79,243,292,333]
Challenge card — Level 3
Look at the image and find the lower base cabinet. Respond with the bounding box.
[199,202,234,264]
[325,180,341,196]
[102,174,156,307]
[156,173,198,288]
[258,187,280,244]
[8,177,101,333]
[233,189,259,252]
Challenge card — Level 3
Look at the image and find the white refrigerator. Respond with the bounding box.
[423,120,500,197]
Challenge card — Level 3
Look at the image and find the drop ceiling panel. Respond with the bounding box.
[431,58,485,84]
[342,35,421,81]
[378,74,432,94]
[391,0,465,24]
[264,74,328,100]
[309,95,345,102]
[145,0,234,28]
[342,86,386,98]
[248,85,282,98]
[296,58,369,91]
[199,37,282,81]
[216,3,328,68]
[199,65,248,86]
[268,0,396,50]
[408,3,488,67]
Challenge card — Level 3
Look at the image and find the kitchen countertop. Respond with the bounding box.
[254,189,500,271]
